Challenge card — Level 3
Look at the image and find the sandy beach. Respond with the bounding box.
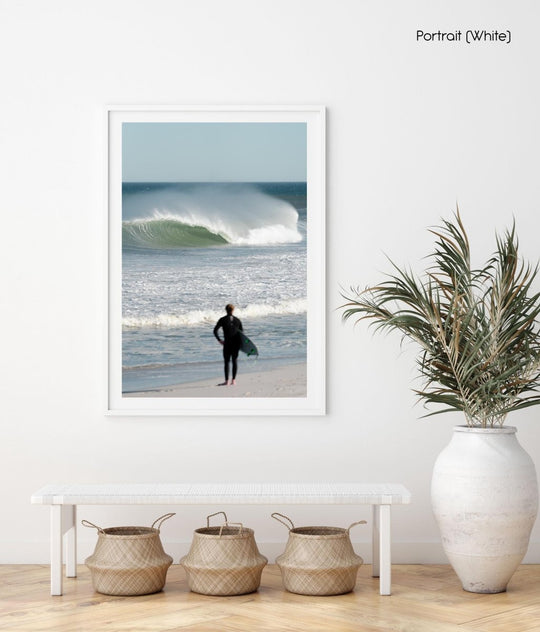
[124,362,306,398]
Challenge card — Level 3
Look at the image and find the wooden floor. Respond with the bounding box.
[2,564,540,631]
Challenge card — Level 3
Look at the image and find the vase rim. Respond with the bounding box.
[453,425,517,434]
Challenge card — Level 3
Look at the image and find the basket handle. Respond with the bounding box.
[207,511,228,527]
[81,519,104,533]
[347,520,367,533]
[219,522,244,537]
[151,513,176,531]
[271,512,295,530]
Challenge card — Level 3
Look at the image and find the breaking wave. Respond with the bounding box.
[122,299,307,329]
[123,219,228,248]
[122,184,302,248]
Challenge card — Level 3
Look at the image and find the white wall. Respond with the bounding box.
[3,0,540,564]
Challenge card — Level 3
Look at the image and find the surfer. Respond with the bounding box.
[213,304,243,385]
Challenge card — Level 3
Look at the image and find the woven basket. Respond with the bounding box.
[83,513,174,596]
[272,513,365,596]
[180,511,268,596]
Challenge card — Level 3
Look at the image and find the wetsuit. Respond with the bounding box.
[213,315,243,381]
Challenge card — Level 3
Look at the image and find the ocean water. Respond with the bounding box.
[122,182,307,393]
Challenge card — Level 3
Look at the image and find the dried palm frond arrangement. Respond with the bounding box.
[341,213,540,427]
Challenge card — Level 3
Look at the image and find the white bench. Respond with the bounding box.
[31,483,411,596]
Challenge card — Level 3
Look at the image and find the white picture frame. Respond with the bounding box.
[106,105,325,415]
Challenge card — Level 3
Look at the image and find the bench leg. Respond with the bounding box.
[66,505,77,578]
[372,504,392,595]
[51,506,63,596]
[372,504,380,577]
[50,505,76,596]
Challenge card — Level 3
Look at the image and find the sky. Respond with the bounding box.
[122,122,307,182]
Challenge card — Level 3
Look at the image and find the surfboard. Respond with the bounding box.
[239,332,258,357]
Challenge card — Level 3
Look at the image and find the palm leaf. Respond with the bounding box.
[340,211,540,427]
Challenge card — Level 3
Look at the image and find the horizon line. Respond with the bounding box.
[122,180,307,184]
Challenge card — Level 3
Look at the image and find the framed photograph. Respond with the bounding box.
[106,106,325,415]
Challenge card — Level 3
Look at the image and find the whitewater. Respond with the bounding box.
[122,183,302,247]
[122,182,307,393]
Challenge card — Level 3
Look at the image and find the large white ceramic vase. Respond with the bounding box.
[431,425,538,593]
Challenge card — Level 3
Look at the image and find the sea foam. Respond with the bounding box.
[122,299,307,329]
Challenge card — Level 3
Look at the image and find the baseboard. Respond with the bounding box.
[3,540,540,565]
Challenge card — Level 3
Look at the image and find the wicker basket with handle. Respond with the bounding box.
[180,511,268,596]
[82,513,174,596]
[272,512,366,596]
